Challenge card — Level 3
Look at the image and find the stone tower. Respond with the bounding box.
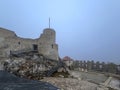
[38,28,58,60]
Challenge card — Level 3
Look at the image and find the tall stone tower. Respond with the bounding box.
[38,28,59,60]
[38,18,59,60]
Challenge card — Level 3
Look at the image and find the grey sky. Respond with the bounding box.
[0,0,120,64]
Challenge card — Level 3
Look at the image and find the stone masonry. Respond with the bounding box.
[0,27,59,60]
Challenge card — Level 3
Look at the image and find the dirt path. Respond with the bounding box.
[41,77,98,90]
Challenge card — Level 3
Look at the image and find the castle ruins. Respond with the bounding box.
[0,27,59,60]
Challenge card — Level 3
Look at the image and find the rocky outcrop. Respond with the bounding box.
[1,52,62,80]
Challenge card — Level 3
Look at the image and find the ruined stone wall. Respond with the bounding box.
[0,27,59,60]
[0,28,37,51]
[0,28,16,38]
[5,37,37,53]
[2,37,37,58]
[0,28,14,57]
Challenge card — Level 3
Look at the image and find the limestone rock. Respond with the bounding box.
[2,55,59,80]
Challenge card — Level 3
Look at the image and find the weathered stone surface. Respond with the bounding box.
[1,49,68,79]
[0,70,59,90]
[0,46,67,80]
[2,56,59,79]
[0,27,59,60]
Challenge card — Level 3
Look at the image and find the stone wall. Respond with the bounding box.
[0,27,59,60]
[0,28,16,38]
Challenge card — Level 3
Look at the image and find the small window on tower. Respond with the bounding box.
[51,44,53,49]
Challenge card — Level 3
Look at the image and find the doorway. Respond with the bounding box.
[33,44,38,51]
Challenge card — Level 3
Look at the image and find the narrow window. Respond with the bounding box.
[51,44,53,49]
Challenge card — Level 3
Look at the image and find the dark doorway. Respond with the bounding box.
[33,44,38,51]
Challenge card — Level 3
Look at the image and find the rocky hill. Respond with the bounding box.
[0,50,65,80]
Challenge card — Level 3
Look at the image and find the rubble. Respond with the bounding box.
[1,53,62,80]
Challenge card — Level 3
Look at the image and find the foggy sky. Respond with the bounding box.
[0,0,120,64]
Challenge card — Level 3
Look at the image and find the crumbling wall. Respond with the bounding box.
[0,27,59,60]
[0,28,16,38]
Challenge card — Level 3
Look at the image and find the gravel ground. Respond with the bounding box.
[41,77,98,90]
[70,71,107,84]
